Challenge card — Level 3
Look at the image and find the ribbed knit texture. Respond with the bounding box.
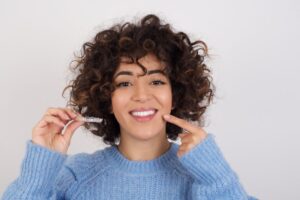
[2,134,258,200]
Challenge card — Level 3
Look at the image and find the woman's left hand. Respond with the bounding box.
[163,114,208,158]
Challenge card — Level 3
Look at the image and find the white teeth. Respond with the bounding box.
[131,110,156,117]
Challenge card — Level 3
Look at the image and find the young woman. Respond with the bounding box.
[2,14,257,199]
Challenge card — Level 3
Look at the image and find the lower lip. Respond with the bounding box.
[130,111,157,122]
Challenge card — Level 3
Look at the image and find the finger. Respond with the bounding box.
[178,132,189,138]
[163,114,198,134]
[40,115,66,128]
[63,120,84,142]
[63,107,79,119]
[178,133,189,140]
[46,107,72,121]
[178,134,191,143]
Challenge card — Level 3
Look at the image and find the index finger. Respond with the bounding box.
[64,107,80,119]
[163,114,199,134]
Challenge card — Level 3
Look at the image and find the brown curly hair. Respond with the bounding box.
[62,14,216,146]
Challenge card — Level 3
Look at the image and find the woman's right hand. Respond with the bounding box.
[32,107,84,154]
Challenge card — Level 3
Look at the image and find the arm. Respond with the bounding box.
[179,134,258,200]
[1,141,76,200]
[2,107,83,200]
[162,114,257,199]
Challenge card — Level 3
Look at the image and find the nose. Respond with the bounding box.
[131,82,151,102]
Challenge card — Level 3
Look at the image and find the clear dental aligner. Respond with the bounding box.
[76,116,102,123]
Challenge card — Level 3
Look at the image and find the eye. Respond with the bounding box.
[115,80,166,88]
[116,81,131,88]
[151,80,166,85]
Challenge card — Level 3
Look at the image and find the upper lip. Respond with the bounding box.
[129,108,158,113]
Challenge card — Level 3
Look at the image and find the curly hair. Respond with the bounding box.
[62,14,216,146]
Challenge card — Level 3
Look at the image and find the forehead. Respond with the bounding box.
[116,54,165,73]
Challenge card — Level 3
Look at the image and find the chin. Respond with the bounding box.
[127,129,164,141]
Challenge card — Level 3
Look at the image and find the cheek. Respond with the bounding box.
[158,89,173,110]
[111,91,126,111]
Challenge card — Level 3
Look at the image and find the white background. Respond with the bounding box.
[1,0,299,199]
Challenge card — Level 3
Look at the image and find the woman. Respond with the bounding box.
[2,14,257,199]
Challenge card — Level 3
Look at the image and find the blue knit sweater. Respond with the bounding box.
[2,134,257,199]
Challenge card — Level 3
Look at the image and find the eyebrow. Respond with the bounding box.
[113,69,166,79]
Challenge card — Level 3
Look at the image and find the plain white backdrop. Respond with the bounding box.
[1,0,299,199]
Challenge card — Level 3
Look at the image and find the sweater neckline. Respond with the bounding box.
[104,142,179,174]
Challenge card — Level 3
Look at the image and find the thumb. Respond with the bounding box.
[63,120,84,143]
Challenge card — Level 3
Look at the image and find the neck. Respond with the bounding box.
[117,135,171,161]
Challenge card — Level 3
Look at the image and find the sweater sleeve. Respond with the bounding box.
[178,134,258,200]
[1,140,76,200]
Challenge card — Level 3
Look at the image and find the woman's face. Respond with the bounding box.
[111,53,173,142]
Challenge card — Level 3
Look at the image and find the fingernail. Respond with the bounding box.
[163,114,170,120]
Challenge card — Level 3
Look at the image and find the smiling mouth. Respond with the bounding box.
[129,109,158,122]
